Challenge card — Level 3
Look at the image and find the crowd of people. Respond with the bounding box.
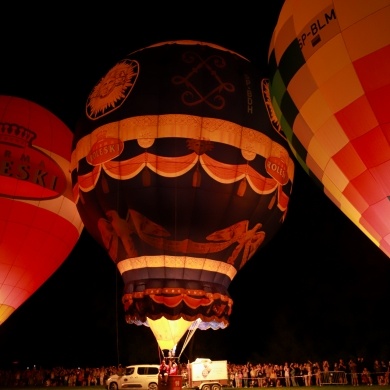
[0,357,389,388]
[224,359,390,388]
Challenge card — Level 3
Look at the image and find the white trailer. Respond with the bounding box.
[187,358,228,390]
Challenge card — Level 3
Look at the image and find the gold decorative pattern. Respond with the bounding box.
[117,255,237,281]
[71,114,295,178]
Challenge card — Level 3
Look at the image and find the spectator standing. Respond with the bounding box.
[284,362,291,387]
[373,359,381,385]
[99,367,105,386]
[269,368,277,387]
[357,357,365,385]
[302,363,309,386]
[229,370,235,388]
[243,364,249,388]
[250,364,257,388]
[68,371,76,387]
[338,359,347,384]
[76,369,84,387]
[276,365,284,386]
[381,361,388,384]
[305,362,312,386]
[361,367,373,385]
[385,362,390,385]
[236,369,243,388]
[290,363,298,387]
[313,362,321,386]
[265,364,272,387]
[296,363,304,386]
[258,365,266,387]
[349,359,359,386]
[322,360,330,384]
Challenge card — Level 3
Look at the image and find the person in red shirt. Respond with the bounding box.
[159,360,169,385]
[169,362,178,376]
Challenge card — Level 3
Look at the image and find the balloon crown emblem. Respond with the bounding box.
[0,121,68,199]
[1,122,37,145]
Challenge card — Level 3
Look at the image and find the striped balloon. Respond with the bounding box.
[268,0,390,257]
[71,40,295,351]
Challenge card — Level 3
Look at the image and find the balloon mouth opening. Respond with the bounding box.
[122,281,232,329]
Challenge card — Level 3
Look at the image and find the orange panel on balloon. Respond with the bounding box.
[269,0,390,257]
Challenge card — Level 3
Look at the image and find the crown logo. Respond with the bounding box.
[0,122,67,200]
[0,122,37,147]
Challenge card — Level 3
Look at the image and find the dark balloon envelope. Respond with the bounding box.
[268,1,390,257]
[71,40,295,350]
[0,95,83,325]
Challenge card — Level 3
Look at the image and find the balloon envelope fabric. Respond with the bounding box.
[71,40,295,349]
[268,0,390,257]
[0,95,83,324]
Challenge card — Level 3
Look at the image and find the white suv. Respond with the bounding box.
[106,364,160,390]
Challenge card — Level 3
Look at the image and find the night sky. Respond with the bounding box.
[1,1,389,370]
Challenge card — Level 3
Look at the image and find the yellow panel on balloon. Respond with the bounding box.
[147,317,194,351]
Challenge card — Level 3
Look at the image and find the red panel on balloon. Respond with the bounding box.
[0,96,83,325]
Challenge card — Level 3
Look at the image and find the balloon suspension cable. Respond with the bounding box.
[115,265,120,366]
[114,156,121,367]
[159,346,165,363]
[178,318,202,360]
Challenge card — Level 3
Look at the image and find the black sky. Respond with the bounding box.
[1,1,389,370]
